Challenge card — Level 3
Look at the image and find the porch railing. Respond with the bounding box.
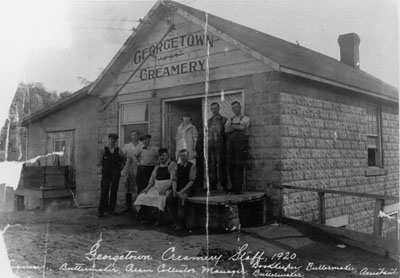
[273,184,399,238]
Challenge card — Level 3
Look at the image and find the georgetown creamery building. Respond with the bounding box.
[21,1,398,235]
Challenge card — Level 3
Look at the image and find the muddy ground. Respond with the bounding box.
[0,207,398,278]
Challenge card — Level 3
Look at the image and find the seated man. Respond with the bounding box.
[134,148,176,226]
[166,149,196,231]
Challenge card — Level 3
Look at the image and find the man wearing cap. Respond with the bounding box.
[122,130,144,213]
[97,133,126,217]
[135,134,159,195]
[225,101,250,194]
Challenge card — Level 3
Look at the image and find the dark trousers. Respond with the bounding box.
[136,165,155,193]
[166,192,191,226]
[99,169,121,214]
[227,132,247,193]
[208,143,227,190]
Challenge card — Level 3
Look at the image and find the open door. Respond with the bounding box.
[165,98,204,189]
[164,92,243,190]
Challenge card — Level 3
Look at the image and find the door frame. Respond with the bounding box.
[161,89,244,156]
[45,128,76,167]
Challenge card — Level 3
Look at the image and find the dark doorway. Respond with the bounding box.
[166,98,204,189]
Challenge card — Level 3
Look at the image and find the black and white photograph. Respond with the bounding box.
[0,0,398,277]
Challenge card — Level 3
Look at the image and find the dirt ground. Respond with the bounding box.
[0,206,398,278]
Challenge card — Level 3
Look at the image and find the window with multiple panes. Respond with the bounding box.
[54,139,66,152]
[366,104,382,167]
[53,139,66,165]
[120,102,149,144]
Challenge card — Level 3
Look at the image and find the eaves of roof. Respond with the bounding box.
[173,1,398,102]
[21,85,90,126]
[87,0,398,103]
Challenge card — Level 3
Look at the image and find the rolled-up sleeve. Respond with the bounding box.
[224,119,232,133]
[147,166,158,186]
[169,161,177,183]
[189,164,197,181]
[192,126,199,140]
[241,116,251,129]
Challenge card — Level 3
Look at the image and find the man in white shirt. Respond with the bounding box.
[136,134,159,194]
[122,130,144,213]
[225,101,250,194]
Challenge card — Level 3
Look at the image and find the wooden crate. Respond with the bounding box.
[23,167,44,188]
[23,166,73,188]
[45,173,67,188]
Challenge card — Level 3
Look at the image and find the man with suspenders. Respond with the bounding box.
[225,101,250,194]
[97,133,126,217]
[207,102,228,192]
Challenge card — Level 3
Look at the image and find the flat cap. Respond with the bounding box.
[140,134,151,140]
[108,133,119,139]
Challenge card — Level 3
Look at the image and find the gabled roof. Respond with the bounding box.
[21,85,91,126]
[173,1,398,101]
[88,0,397,102]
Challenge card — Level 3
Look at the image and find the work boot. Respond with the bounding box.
[123,194,132,213]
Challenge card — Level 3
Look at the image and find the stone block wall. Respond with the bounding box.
[278,74,399,233]
[95,72,398,234]
[245,72,282,191]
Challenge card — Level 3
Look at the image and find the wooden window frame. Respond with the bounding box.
[53,139,66,166]
[53,139,66,152]
[119,101,150,145]
[365,104,386,176]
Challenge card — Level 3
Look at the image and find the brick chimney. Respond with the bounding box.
[338,33,360,69]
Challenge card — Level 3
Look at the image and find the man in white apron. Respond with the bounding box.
[134,148,176,226]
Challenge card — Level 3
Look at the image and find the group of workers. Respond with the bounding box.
[97,101,250,231]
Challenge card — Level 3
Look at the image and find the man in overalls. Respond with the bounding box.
[97,133,126,217]
[225,101,250,194]
[207,102,228,192]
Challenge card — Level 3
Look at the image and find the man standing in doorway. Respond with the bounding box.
[122,130,144,213]
[207,102,228,192]
[97,133,126,217]
[225,101,250,194]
